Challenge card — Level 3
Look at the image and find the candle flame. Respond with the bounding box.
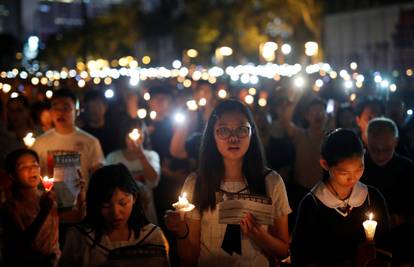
[128,128,140,141]
[173,191,195,212]
[23,132,36,147]
[178,192,189,206]
[369,212,373,220]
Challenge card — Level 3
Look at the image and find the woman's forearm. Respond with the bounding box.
[176,220,201,267]
[251,229,289,259]
[139,154,159,187]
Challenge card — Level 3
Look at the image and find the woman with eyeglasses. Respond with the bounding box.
[164,99,291,267]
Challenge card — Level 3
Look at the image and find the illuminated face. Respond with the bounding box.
[15,154,41,189]
[51,97,76,131]
[214,112,251,161]
[39,109,53,131]
[367,132,397,166]
[100,188,135,230]
[323,155,364,189]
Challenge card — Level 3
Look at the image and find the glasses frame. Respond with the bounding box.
[215,125,252,140]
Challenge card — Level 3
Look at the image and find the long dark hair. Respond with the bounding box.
[320,128,364,181]
[83,164,149,245]
[195,99,267,212]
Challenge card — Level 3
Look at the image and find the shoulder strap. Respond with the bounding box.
[309,191,319,209]
[264,168,273,177]
[136,225,158,246]
[74,225,112,253]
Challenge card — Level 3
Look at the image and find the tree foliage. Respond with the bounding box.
[39,0,323,67]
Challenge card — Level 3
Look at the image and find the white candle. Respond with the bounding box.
[23,132,36,148]
[363,212,378,241]
[173,192,195,220]
[42,176,54,192]
[128,128,140,142]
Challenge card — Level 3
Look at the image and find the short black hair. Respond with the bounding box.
[148,85,173,97]
[52,88,77,105]
[321,128,364,168]
[83,89,106,104]
[367,117,399,138]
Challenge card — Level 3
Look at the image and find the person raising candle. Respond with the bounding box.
[1,148,60,267]
[164,99,291,267]
[106,118,160,225]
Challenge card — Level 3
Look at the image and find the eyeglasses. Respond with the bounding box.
[215,126,251,139]
[17,163,40,172]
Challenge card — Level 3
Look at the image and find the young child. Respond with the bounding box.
[106,118,160,224]
[290,128,390,267]
[165,99,291,267]
[1,148,60,267]
[59,164,169,267]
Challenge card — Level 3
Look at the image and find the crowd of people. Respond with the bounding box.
[0,77,413,267]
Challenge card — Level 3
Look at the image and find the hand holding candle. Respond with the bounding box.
[128,128,140,142]
[363,212,377,241]
[173,192,195,220]
[41,176,54,192]
[23,132,36,148]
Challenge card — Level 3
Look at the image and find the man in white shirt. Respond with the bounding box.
[32,89,104,215]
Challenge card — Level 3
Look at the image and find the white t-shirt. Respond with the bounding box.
[105,149,161,224]
[182,171,291,267]
[59,224,170,267]
[105,149,161,189]
[32,128,104,207]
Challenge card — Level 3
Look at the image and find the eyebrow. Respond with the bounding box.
[216,122,249,126]
[17,160,37,166]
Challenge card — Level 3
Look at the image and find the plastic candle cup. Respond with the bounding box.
[173,192,195,221]
[23,132,36,148]
[42,176,54,192]
[128,128,140,142]
[363,213,378,241]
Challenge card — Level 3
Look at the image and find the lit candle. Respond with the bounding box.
[23,132,36,148]
[41,176,54,192]
[363,212,378,241]
[128,128,140,142]
[173,192,195,220]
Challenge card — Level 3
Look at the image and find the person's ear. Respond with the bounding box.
[320,159,329,171]
[393,137,399,149]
